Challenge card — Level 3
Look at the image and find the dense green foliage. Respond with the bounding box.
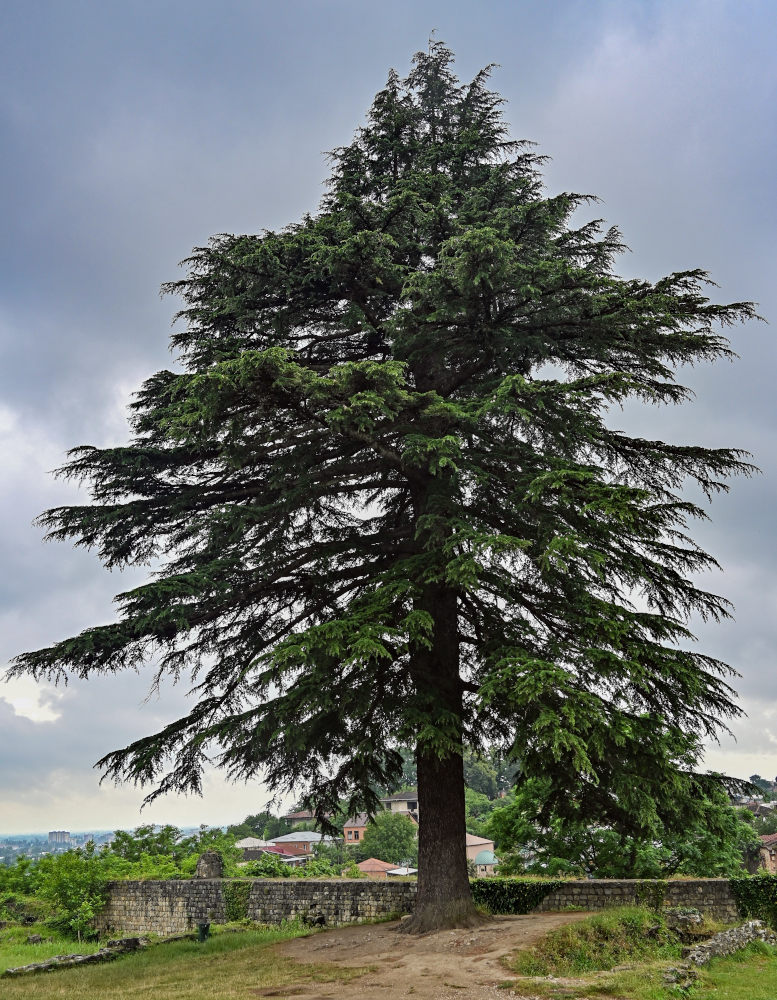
[237,854,343,878]
[749,775,775,797]
[12,42,757,920]
[753,810,777,836]
[387,745,516,801]
[357,812,418,866]
[227,810,295,841]
[469,876,563,914]
[731,874,777,929]
[222,880,253,921]
[0,824,242,938]
[486,777,757,878]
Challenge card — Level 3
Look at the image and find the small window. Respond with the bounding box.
[347,830,352,839]
[354,831,359,840]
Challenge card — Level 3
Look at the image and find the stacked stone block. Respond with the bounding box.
[96,880,226,936]
[96,879,416,936]
[97,877,740,936]
[533,878,739,921]
[246,879,416,925]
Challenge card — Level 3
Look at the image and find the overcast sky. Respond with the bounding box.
[1,0,776,835]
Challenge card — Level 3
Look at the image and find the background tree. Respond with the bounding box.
[13,42,756,931]
[749,775,774,798]
[356,812,419,867]
[754,811,777,837]
[487,778,758,878]
[110,824,184,863]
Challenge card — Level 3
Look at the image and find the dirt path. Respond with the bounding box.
[269,912,593,1000]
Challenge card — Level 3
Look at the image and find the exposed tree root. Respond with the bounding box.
[397,898,490,935]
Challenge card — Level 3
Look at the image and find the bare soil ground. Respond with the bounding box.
[269,912,594,1000]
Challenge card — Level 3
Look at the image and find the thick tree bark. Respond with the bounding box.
[405,743,484,932]
[400,580,484,933]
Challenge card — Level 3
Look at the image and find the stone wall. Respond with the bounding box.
[97,877,740,936]
[534,878,739,922]
[96,879,417,936]
[96,880,226,937]
[683,919,777,965]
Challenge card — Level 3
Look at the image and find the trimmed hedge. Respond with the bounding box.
[730,874,777,929]
[470,877,565,914]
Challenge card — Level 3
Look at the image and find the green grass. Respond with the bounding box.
[509,906,681,977]
[694,940,777,1000]
[501,916,777,1000]
[0,922,367,999]
[0,921,101,973]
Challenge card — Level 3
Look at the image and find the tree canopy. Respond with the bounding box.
[358,812,419,867]
[13,41,756,929]
[486,777,759,878]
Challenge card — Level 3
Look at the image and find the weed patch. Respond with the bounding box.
[0,922,101,974]
[509,906,680,976]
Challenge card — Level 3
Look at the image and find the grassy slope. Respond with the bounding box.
[0,922,101,974]
[695,941,777,1000]
[0,924,367,1000]
[502,910,777,1000]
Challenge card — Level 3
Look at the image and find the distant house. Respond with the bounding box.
[758,833,777,873]
[465,833,495,862]
[234,836,273,861]
[357,857,396,879]
[268,831,338,855]
[344,802,418,845]
[737,799,777,820]
[344,813,370,844]
[235,837,277,848]
[255,845,308,867]
[472,849,498,876]
[380,790,419,822]
[235,838,309,865]
[283,808,318,823]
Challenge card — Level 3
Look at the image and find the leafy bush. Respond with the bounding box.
[0,856,42,897]
[35,843,109,941]
[240,854,295,878]
[731,874,777,929]
[294,858,338,878]
[470,876,565,914]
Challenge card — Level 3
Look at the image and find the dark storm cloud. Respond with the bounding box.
[2,0,776,830]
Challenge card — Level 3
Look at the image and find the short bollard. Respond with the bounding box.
[196,921,210,942]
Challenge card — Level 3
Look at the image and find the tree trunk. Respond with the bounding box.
[403,744,483,932]
[400,580,484,933]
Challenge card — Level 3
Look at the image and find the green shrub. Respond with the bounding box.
[291,858,338,878]
[469,877,565,914]
[240,854,295,878]
[731,874,777,928]
[342,860,367,879]
[35,844,109,941]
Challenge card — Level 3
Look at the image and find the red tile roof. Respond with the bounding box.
[357,857,395,874]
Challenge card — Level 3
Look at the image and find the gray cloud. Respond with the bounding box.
[2,0,776,832]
